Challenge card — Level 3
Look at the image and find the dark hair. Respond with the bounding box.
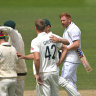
[59,13,71,19]
[35,19,45,31]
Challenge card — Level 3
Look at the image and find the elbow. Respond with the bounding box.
[73,40,80,49]
[35,58,39,62]
[34,57,40,61]
[62,45,68,52]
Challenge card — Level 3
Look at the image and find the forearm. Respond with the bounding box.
[58,45,68,66]
[34,59,40,75]
[23,54,34,60]
[0,26,21,44]
[0,26,11,33]
[17,53,34,60]
[59,49,67,64]
[68,40,79,51]
[34,52,40,75]
[50,35,69,45]
[59,38,69,45]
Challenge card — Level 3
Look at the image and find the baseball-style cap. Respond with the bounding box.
[44,19,51,27]
[4,20,16,29]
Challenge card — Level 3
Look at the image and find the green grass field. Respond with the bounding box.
[0,0,96,91]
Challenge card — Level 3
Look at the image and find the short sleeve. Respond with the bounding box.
[69,28,81,41]
[30,39,40,53]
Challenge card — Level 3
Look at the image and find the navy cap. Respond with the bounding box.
[44,19,51,27]
[4,20,16,29]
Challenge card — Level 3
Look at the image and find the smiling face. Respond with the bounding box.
[60,16,71,28]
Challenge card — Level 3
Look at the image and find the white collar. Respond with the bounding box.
[1,42,11,46]
[66,22,72,29]
[37,32,47,37]
[65,22,75,31]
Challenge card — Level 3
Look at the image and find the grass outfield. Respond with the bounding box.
[0,0,96,90]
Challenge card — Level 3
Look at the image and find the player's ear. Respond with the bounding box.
[35,26,37,31]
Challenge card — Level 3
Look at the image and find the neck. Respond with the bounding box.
[36,30,44,35]
[66,22,71,28]
[36,31,41,34]
[0,39,6,44]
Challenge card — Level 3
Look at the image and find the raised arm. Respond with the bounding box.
[0,26,19,43]
[0,26,25,55]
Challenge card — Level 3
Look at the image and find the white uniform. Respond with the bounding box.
[0,26,27,96]
[0,42,18,96]
[61,22,81,95]
[32,32,60,75]
[31,32,62,96]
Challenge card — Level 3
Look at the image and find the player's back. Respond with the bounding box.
[0,44,18,77]
[37,32,60,73]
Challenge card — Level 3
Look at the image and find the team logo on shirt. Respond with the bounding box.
[31,47,34,50]
[73,35,79,38]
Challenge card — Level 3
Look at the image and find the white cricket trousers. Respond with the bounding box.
[36,72,59,96]
[0,78,17,96]
[15,77,24,96]
[61,62,79,92]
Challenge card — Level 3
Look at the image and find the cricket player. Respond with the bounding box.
[50,13,81,96]
[0,32,18,96]
[0,20,27,96]
[31,19,68,96]
[32,19,69,77]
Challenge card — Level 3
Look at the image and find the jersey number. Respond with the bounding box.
[45,44,56,60]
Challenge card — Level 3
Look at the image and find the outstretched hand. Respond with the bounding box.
[17,52,25,59]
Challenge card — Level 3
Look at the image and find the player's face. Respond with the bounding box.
[60,16,71,28]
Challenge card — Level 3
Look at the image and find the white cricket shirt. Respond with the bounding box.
[0,42,18,77]
[63,22,81,63]
[32,32,61,75]
[31,32,62,73]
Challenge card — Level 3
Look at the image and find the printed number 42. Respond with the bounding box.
[45,44,56,60]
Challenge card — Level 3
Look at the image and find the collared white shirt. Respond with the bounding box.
[63,22,81,63]
[31,32,62,73]
[1,42,11,46]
